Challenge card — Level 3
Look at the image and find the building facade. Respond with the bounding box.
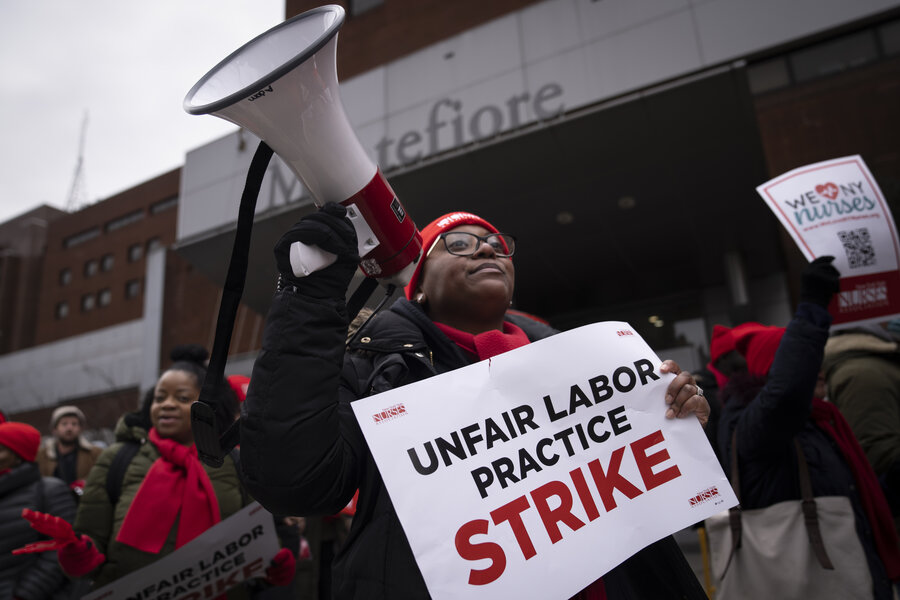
[0,205,66,356]
[2,0,899,434]
[179,0,900,371]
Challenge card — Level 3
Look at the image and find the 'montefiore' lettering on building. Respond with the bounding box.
[375,82,565,169]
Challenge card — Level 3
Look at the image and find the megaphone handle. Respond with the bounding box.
[194,140,274,466]
[289,241,338,276]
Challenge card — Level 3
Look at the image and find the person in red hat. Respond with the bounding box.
[712,257,900,599]
[240,204,711,600]
[0,421,77,600]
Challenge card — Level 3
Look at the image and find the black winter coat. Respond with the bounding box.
[718,302,892,599]
[242,292,706,600]
[0,462,77,600]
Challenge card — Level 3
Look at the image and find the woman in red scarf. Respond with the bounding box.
[711,257,900,599]
[18,345,295,598]
[240,205,711,600]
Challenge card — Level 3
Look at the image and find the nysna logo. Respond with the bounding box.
[815,182,839,200]
[435,212,479,229]
[616,330,634,337]
[688,486,721,507]
[839,281,889,312]
[372,403,407,424]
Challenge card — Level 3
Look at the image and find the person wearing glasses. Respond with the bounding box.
[241,204,709,600]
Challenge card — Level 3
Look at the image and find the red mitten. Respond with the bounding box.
[13,509,105,577]
[13,509,77,553]
[57,535,105,577]
[265,548,296,587]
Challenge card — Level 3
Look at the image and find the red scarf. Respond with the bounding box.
[434,321,530,360]
[435,319,607,599]
[116,428,221,553]
[811,398,900,579]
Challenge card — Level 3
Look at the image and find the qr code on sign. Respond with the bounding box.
[837,228,876,269]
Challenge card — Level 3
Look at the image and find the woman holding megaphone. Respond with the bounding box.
[14,346,296,598]
[240,204,710,599]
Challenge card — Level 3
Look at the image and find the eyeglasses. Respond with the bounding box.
[427,232,516,258]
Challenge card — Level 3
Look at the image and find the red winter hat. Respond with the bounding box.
[227,375,250,403]
[0,422,41,462]
[404,212,500,300]
[709,325,737,364]
[733,323,786,377]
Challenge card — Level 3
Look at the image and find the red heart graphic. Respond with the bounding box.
[815,182,839,200]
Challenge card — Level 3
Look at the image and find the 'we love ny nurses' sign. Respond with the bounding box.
[756,155,900,327]
[352,322,736,600]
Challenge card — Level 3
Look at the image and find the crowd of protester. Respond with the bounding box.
[706,257,900,598]
[2,204,900,600]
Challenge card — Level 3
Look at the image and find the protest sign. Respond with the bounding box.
[756,155,900,327]
[352,321,736,599]
[83,502,279,600]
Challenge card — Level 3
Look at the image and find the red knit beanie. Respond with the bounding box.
[404,212,501,300]
[709,325,737,364]
[227,375,250,403]
[0,422,41,462]
[733,323,786,377]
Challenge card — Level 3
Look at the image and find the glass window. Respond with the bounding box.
[59,268,72,286]
[128,243,143,262]
[747,57,791,95]
[150,196,178,214]
[101,254,114,271]
[105,210,145,233]
[98,288,112,307]
[880,19,900,56]
[56,302,69,319]
[125,279,141,299]
[81,293,95,312]
[63,227,100,248]
[789,31,878,82]
[84,259,98,277]
[146,237,162,253]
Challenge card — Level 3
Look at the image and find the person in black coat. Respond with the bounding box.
[0,421,77,600]
[713,257,900,599]
[241,206,710,600]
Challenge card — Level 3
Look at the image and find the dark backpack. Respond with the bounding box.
[105,440,141,505]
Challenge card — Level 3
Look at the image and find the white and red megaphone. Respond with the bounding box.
[183,4,421,286]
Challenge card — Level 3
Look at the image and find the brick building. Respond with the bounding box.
[0,169,263,435]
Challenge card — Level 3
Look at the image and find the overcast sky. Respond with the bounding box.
[0,1,285,223]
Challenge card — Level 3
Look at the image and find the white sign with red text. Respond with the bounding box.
[82,502,279,600]
[756,155,900,327]
[352,321,736,600]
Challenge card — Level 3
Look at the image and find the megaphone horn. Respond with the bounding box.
[184,5,422,467]
[184,4,422,285]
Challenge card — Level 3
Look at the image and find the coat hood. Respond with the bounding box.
[113,414,149,445]
[823,331,899,376]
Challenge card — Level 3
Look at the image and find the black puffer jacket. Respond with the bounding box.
[718,302,892,599]
[242,291,705,599]
[0,462,76,600]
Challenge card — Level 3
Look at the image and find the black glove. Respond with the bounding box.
[884,459,900,516]
[274,202,359,299]
[799,255,840,308]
